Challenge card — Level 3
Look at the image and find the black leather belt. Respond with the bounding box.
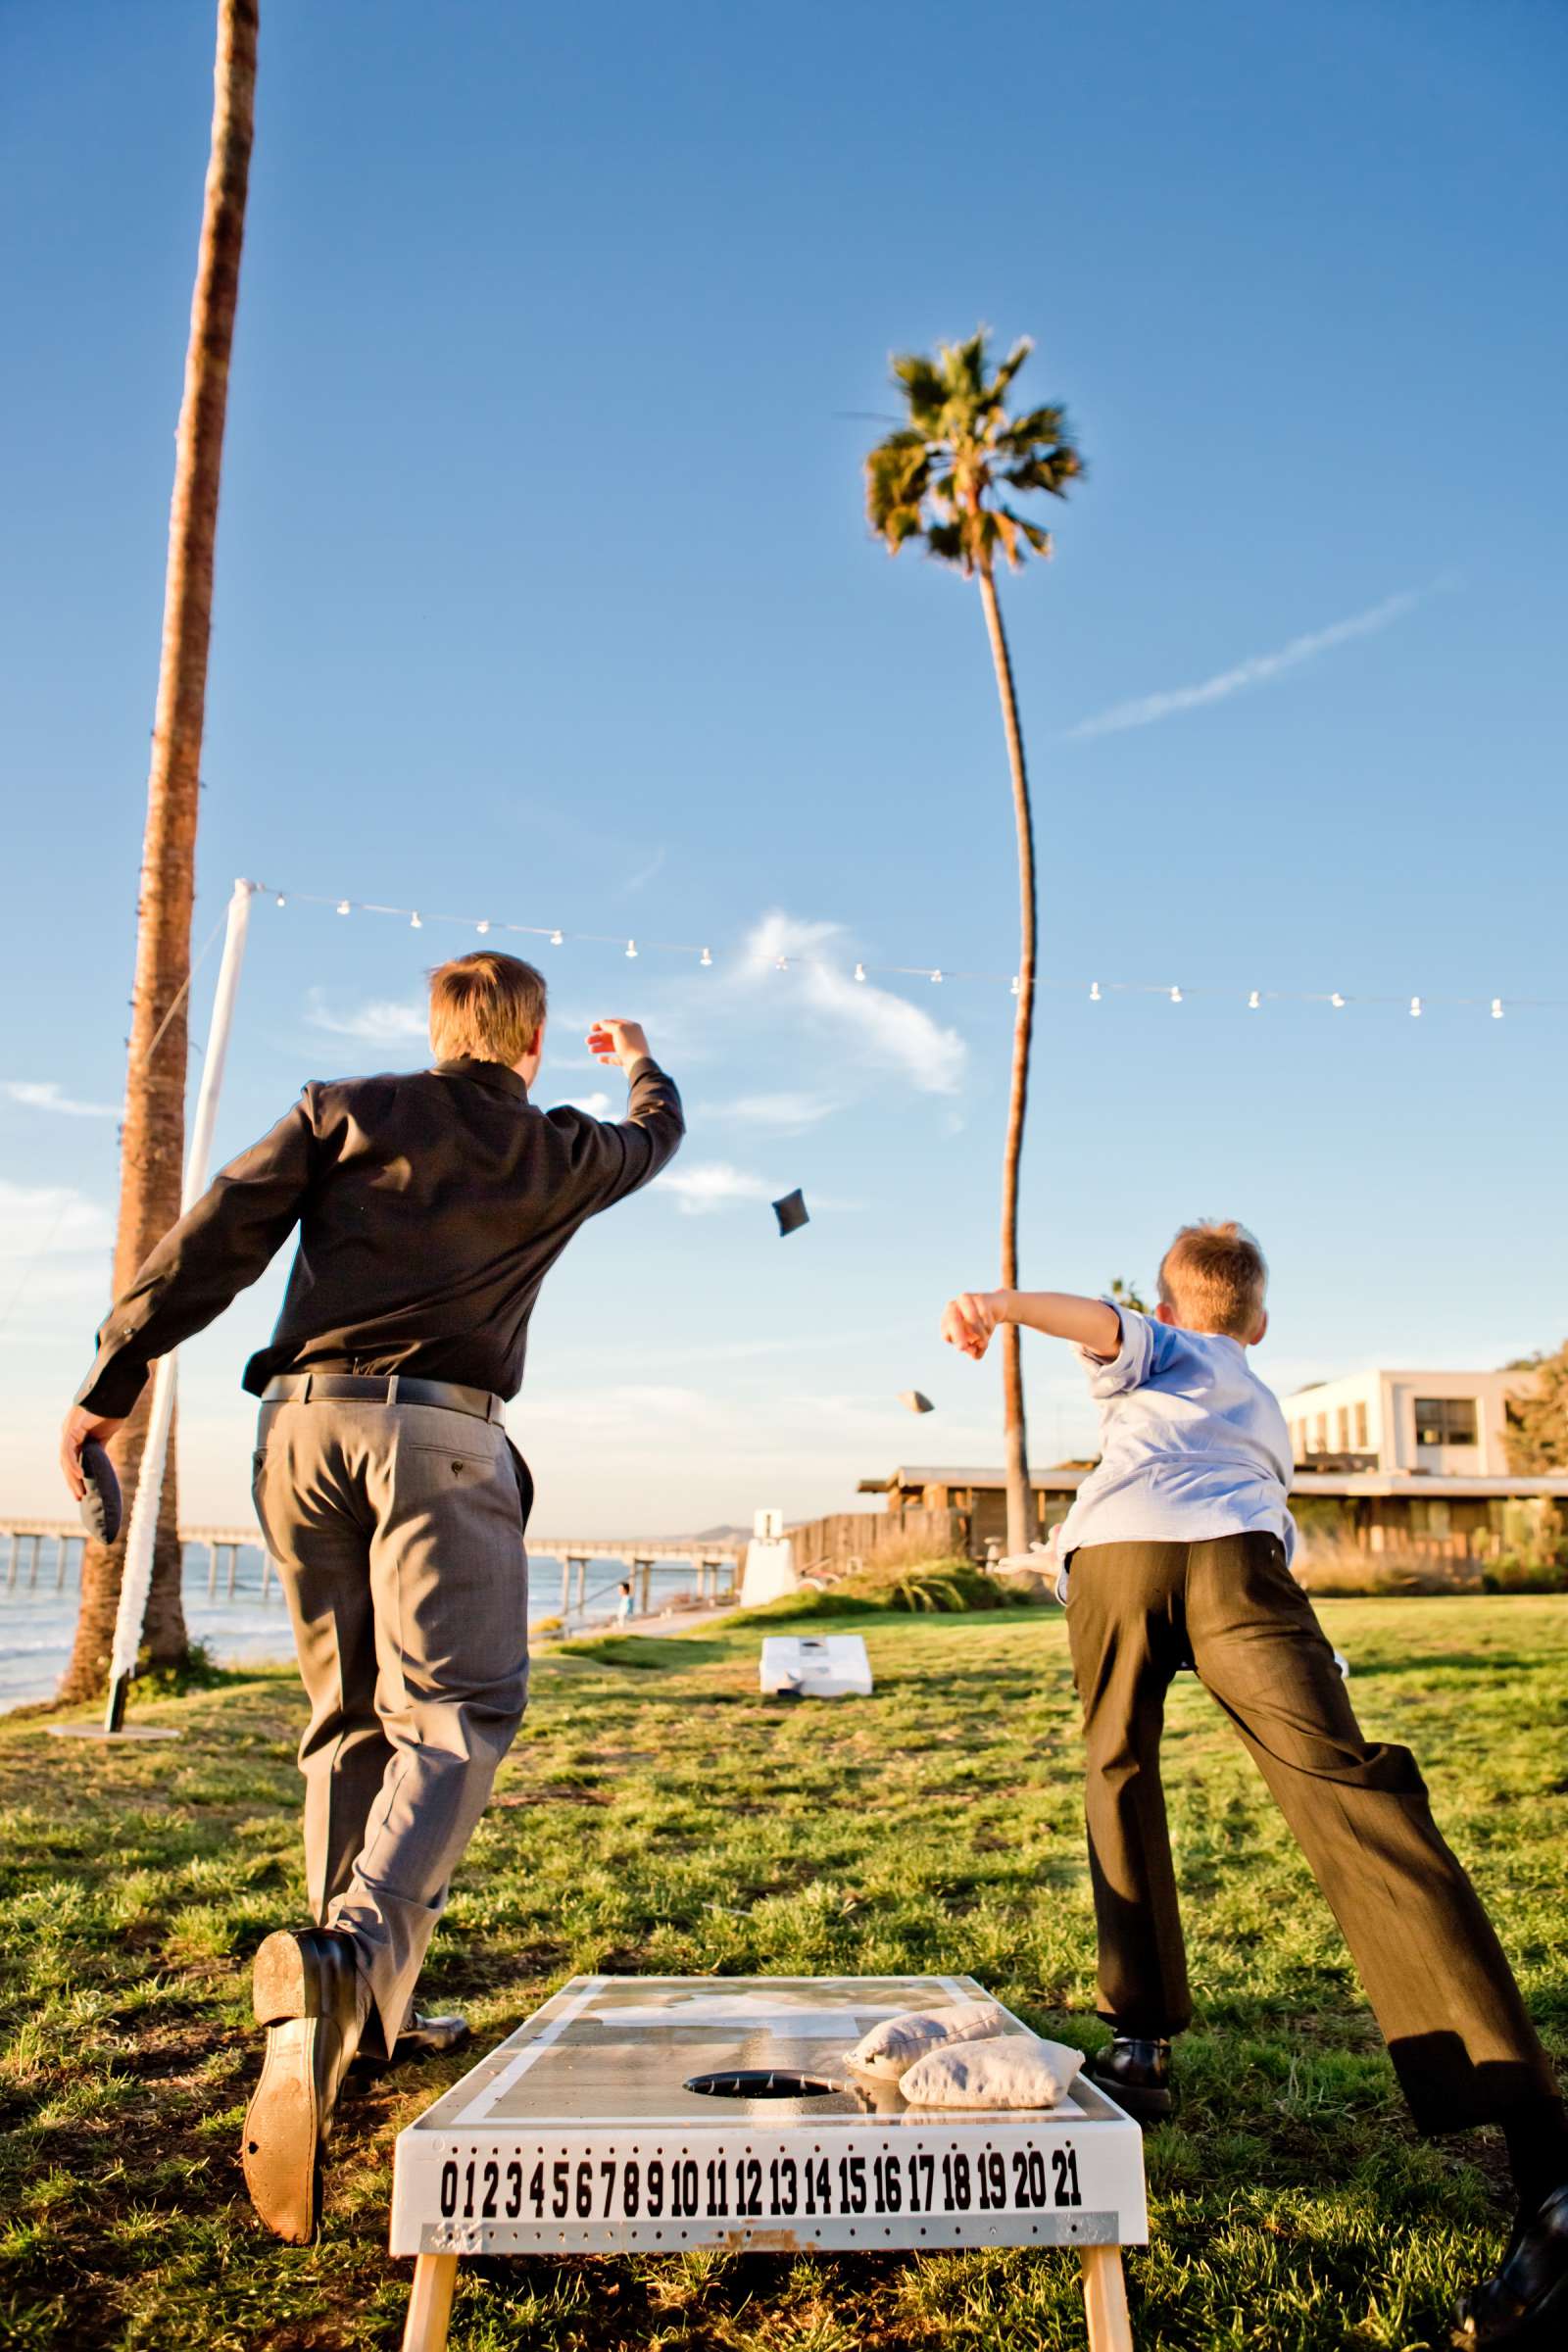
[262,1373,505,1425]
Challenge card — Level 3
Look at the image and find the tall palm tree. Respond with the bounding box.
[865,330,1082,1560]
[62,0,259,1702]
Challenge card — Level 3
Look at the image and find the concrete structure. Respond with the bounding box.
[1283,1367,1536,1477]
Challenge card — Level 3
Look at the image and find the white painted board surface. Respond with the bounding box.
[760,1635,873,1697]
[389,1974,1149,2258]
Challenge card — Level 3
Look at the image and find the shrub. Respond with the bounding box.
[724,1555,1023,1626]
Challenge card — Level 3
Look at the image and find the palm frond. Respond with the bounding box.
[865,327,1082,571]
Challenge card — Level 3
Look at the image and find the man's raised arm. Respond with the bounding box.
[558,1017,684,1209]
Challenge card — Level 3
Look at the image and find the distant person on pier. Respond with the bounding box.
[60,955,683,2243]
[615,1578,634,1628]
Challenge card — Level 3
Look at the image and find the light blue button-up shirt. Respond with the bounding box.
[1055,1304,1297,1565]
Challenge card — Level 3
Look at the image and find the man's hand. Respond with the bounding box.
[586,1018,652,1074]
[60,1405,125,1501]
[942,1291,1008,1360]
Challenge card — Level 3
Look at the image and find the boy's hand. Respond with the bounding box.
[942,1291,1005,1359]
[586,1018,652,1073]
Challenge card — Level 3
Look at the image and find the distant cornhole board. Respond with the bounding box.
[760,1634,873,1698]
[391,1974,1147,2352]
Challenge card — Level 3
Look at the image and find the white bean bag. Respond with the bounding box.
[845,1999,1005,2082]
[899,2034,1085,2111]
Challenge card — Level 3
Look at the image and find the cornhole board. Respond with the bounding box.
[392,1974,1146,2352]
[760,1634,873,1697]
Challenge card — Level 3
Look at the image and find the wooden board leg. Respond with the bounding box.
[1080,2243,1134,2352]
[402,2252,459,2352]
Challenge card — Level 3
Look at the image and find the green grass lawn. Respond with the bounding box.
[2,1596,1565,2350]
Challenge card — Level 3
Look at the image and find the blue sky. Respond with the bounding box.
[2,0,1565,1528]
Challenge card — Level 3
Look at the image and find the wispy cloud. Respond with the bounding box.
[741,914,965,1096]
[707,1091,838,1132]
[3,1080,117,1119]
[306,991,427,1045]
[0,1179,114,1333]
[1066,581,1443,740]
[618,847,667,898]
[661,1161,772,1216]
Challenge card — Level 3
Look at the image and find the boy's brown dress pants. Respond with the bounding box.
[1065,1530,1556,2132]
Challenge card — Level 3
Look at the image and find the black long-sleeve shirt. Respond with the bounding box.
[76,1054,684,1418]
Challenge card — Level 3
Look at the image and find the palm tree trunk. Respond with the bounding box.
[976,563,1036,1560]
[60,0,258,1704]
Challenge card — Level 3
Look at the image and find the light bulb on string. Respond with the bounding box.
[1331,993,1346,1009]
[1170,986,1183,1004]
[930,968,943,984]
[1409,996,1422,1018]
[550,930,564,947]
[700,947,712,967]
[854,962,866,982]
[775,956,789,972]
[410,911,422,930]
[1492,998,1504,1019]
[475,920,490,936]
[625,939,638,959]
[1009,974,1020,997]
[274,893,286,908]
[337,900,352,916]
[1089,981,1102,1003]
[1248,990,1260,1010]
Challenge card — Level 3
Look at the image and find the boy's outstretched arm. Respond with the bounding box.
[942,1288,1121,1361]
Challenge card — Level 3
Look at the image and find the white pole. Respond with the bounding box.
[104,879,256,1732]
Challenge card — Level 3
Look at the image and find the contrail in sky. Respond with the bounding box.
[1066,580,1446,740]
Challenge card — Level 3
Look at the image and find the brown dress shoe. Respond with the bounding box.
[242,1927,368,2243]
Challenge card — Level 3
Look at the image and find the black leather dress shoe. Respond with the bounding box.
[242,1927,367,2243]
[350,2005,471,2080]
[397,2009,470,2060]
[1083,2035,1176,2123]
[1451,2182,1568,2346]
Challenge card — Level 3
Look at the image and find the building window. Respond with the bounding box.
[1353,1400,1369,1449]
[1313,1414,1328,1453]
[1414,1397,1478,1447]
[1335,1407,1350,1451]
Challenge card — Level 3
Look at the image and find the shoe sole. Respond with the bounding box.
[242,2015,323,2243]
[243,1931,343,2243]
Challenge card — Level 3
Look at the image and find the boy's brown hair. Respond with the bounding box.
[1157,1220,1267,1338]
[427,952,548,1067]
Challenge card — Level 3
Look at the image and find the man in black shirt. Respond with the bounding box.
[61,953,683,2241]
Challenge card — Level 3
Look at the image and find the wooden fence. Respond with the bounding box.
[785,1506,972,1582]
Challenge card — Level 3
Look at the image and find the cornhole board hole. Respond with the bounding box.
[760,1634,873,1698]
[391,1974,1146,2352]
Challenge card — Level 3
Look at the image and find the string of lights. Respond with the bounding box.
[246,879,1554,1021]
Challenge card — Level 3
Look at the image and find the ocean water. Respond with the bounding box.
[0,1540,713,1712]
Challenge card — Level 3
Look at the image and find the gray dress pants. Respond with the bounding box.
[1065,1530,1557,2133]
[251,1395,530,2055]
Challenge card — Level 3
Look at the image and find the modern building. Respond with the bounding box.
[1283,1367,1534,1477]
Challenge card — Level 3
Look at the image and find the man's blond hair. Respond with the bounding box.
[1157,1220,1267,1338]
[427,952,547,1066]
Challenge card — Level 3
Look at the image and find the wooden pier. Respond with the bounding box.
[0,1516,741,1622]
